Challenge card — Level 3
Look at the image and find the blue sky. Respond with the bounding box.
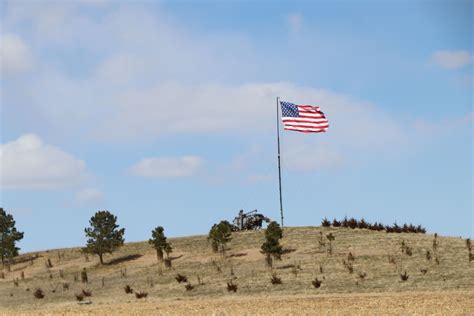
[1,0,472,252]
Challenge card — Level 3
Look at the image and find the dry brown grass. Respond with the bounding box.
[0,226,473,315]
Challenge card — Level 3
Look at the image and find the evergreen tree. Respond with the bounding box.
[0,208,24,265]
[149,226,172,261]
[207,221,232,255]
[261,221,283,266]
[83,210,125,264]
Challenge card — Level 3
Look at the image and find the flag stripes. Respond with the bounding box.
[280,101,329,133]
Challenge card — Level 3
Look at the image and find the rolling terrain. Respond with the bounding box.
[1,226,473,315]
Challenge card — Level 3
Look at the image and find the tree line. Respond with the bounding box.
[2,208,429,267]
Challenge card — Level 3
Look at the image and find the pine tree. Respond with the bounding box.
[261,221,283,266]
[207,221,232,255]
[0,208,24,266]
[149,226,172,262]
[83,211,125,264]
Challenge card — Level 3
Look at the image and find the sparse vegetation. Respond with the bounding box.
[326,233,335,255]
[312,277,322,288]
[149,226,172,262]
[208,221,233,255]
[82,289,92,297]
[226,280,238,292]
[135,291,148,299]
[81,268,88,283]
[0,226,471,314]
[322,217,426,234]
[124,285,133,294]
[0,208,24,267]
[83,210,125,264]
[33,288,44,299]
[270,272,282,285]
[261,221,283,267]
[75,293,84,302]
[400,271,409,281]
[175,274,188,283]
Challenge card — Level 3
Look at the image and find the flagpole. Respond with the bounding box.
[276,96,284,228]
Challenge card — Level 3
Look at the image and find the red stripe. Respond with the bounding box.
[284,123,329,129]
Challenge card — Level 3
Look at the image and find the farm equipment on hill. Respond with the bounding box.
[231,209,271,231]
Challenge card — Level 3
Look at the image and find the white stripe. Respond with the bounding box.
[283,122,329,128]
[282,118,328,123]
[284,126,327,132]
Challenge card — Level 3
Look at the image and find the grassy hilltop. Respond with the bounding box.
[0,226,473,315]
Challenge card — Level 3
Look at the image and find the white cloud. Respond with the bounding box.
[0,33,33,74]
[432,50,473,69]
[0,134,89,189]
[129,156,204,178]
[288,14,303,33]
[74,187,103,207]
[284,142,344,172]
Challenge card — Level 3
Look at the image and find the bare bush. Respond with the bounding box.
[175,274,188,283]
[75,293,84,302]
[185,283,195,291]
[82,289,92,297]
[135,291,148,299]
[400,271,409,281]
[271,272,282,285]
[312,277,322,288]
[124,285,134,294]
[227,280,238,292]
[34,288,45,299]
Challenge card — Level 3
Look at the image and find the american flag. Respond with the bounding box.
[280,101,329,133]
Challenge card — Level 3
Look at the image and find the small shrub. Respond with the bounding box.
[211,260,222,273]
[13,278,19,286]
[405,246,413,256]
[312,277,322,288]
[426,250,431,261]
[342,260,354,274]
[21,271,25,280]
[45,258,53,268]
[321,218,331,227]
[388,254,396,265]
[433,233,438,251]
[271,273,282,285]
[358,271,367,280]
[347,252,355,262]
[81,268,88,283]
[75,293,84,302]
[59,270,64,279]
[227,281,238,292]
[124,285,133,294]
[175,274,188,283]
[332,219,341,227]
[62,282,69,291]
[326,233,335,256]
[34,288,45,299]
[420,268,428,275]
[185,283,195,291]
[164,258,172,268]
[135,291,148,299]
[82,289,92,297]
[400,271,409,281]
[319,263,323,273]
[318,232,326,247]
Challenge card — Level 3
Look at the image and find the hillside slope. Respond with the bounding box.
[1,226,473,314]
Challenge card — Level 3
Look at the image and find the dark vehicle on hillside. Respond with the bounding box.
[232,209,271,231]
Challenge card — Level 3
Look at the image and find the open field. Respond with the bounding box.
[1,226,473,315]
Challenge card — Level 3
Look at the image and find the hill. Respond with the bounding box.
[0,226,473,315]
